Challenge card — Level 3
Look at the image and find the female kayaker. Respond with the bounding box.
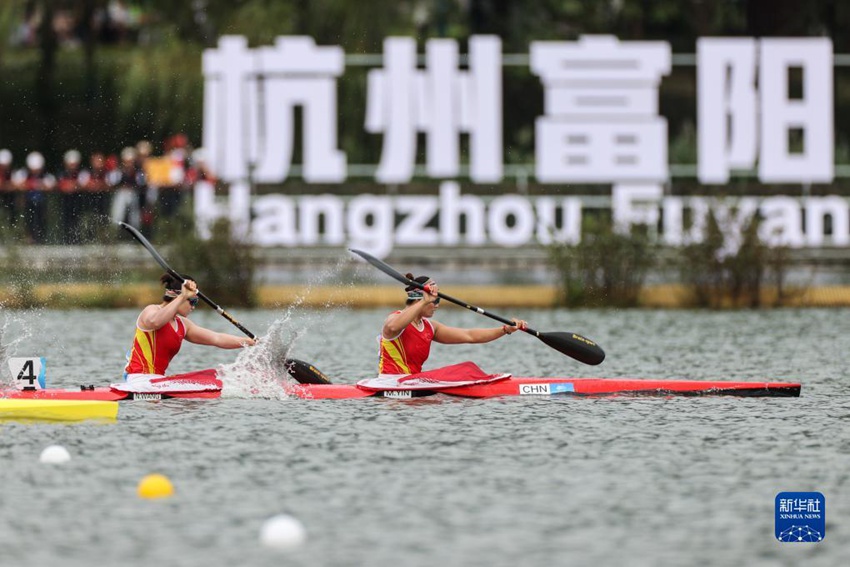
[122,273,255,390]
[379,274,528,376]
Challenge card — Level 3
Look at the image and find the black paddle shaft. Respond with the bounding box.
[118,222,256,339]
[349,248,605,366]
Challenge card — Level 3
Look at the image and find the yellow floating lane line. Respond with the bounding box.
[0,399,119,422]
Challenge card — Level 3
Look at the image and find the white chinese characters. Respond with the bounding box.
[196,34,844,256]
[697,37,833,184]
[365,36,503,183]
[531,35,671,183]
[203,36,346,184]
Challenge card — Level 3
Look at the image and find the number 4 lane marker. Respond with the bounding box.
[8,357,47,390]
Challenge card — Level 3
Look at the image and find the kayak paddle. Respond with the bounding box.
[349,248,605,366]
[118,222,331,384]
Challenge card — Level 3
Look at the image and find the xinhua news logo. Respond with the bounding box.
[775,492,825,543]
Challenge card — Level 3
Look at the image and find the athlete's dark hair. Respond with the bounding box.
[160,273,195,300]
[404,273,431,305]
[404,273,430,291]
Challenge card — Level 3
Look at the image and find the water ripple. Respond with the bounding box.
[0,307,848,567]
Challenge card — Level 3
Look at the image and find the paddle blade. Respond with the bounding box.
[536,332,606,366]
[285,359,333,385]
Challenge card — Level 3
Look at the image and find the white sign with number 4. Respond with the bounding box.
[8,357,46,390]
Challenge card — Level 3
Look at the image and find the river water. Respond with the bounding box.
[0,306,848,567]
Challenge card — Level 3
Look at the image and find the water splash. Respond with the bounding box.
[0,318,8,388]
[218,313,300,399]
[0,308,36,388]
[217,255,353,398]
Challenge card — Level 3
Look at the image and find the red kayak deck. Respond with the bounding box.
[1,369,224,401]
[2,375,801,401]
[285,377,801,399]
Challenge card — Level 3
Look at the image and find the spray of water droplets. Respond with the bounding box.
[0,308,36,389]
[217,312,301,399]
[217,256,354,398]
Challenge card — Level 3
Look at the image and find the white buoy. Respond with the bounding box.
[40,445,71,464]
[259,514,307,551]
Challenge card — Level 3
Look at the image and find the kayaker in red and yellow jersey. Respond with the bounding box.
[378,274,527,376]
[123,273,256,390]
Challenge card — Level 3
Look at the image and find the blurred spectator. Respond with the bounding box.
[82,151,111,220]
[163,133,189,153]
[57,149,89,243]
[97,0,145,44]
[107,0,132,42]
[12,152,56,244]
[158,144,189,219]
[54,7,80,48]
[135,140,154,186]
[136,139,153,161]
[12,0,150,48]
[11,2,41,47]
[76,151,113,241]
[135,139,156,234]
[0,149,18,229]
[1,137,212,243]
[186,148,216,185]
[108,146,146,230]
[104,153,119,171]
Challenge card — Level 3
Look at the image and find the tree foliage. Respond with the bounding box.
[163,217,258,307]
[677,211,798,308]
[548,214,657,307]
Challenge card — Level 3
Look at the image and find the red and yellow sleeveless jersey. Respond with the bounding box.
[378,314,435,375]
[125,317,186,375]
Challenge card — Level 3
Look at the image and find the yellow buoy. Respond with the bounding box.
[137,473,174,499]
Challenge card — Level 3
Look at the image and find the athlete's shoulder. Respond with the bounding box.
[382,310,403,324]
[381,311,405,340]
[136,304,162,331]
